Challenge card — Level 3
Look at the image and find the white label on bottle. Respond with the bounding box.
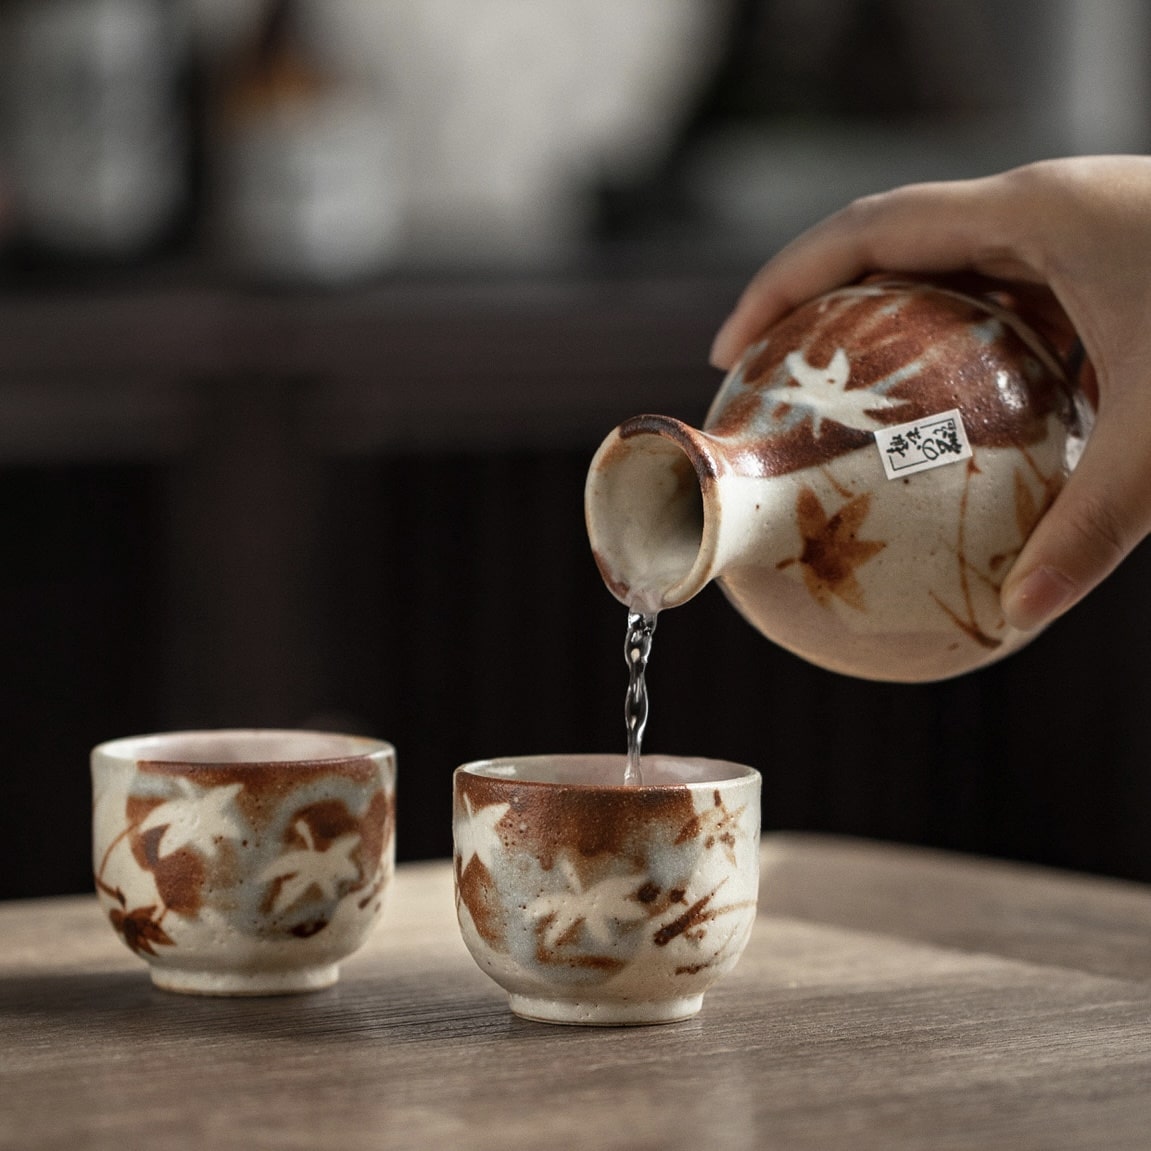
[874,409,973,479]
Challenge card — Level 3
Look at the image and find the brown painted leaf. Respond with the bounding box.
[109,905,176,957]
[787,487,886,610]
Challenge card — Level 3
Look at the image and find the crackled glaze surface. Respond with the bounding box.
[453,755,761,1025]
[586,279,1088,681]
[92,730,396,995]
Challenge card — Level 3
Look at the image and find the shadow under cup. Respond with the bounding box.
[453,754,762,1025]
[91,729,396,995]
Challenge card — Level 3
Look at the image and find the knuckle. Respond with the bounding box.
[841,190,891,225]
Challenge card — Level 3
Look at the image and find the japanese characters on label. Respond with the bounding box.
[875,409,973,480]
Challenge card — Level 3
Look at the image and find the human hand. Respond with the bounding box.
[710,155,1151,633]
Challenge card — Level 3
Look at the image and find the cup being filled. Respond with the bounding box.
[453,753,761,1025]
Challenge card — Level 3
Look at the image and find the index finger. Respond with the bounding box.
[709,174,1030,369]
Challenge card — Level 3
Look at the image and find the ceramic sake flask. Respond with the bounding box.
[585,278,1091,683]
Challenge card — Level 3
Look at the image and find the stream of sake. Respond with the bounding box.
[623,610,657,786]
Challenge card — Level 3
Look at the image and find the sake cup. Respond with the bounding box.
[92,729,396,995]
[453,754,761,1025]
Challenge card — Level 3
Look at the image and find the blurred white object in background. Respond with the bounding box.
[367,0,730,267]
[212,0,403,286]
[196,0,731,271]
[1,0,189,259]
[375,0,728,266]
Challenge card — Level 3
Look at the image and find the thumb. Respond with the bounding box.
[1002,413,1151,631]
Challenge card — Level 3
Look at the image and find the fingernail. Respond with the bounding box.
[1003,565,1076,631]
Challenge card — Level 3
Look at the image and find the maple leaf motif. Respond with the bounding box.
[778,487,885,611]
[455,795,510,873]
[783,348,906,436]
[109,905,175,957]
[678,790,748,867]
[137,778,245,860]
[259,820,362,915]
[526,855,649,949]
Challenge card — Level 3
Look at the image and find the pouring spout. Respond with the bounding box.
[584,415,727,614]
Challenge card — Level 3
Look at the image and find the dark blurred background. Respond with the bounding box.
[1,0,1150,900]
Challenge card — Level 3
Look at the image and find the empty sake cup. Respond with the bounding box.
[92,729,396,995]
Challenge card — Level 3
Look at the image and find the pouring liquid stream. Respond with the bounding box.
[624,610,658,785]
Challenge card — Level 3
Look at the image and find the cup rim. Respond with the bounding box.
[92,728,395,768]
[455,753,759,789]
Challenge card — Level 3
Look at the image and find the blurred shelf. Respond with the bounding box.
[0,266,743,460]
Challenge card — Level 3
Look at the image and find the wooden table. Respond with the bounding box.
[3,834,1150,1150]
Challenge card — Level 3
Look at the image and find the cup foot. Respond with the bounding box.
[149,963,340,996]
[507,993,704,1026]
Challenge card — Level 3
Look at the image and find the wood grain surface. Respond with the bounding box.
[2,834,1150,1151]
